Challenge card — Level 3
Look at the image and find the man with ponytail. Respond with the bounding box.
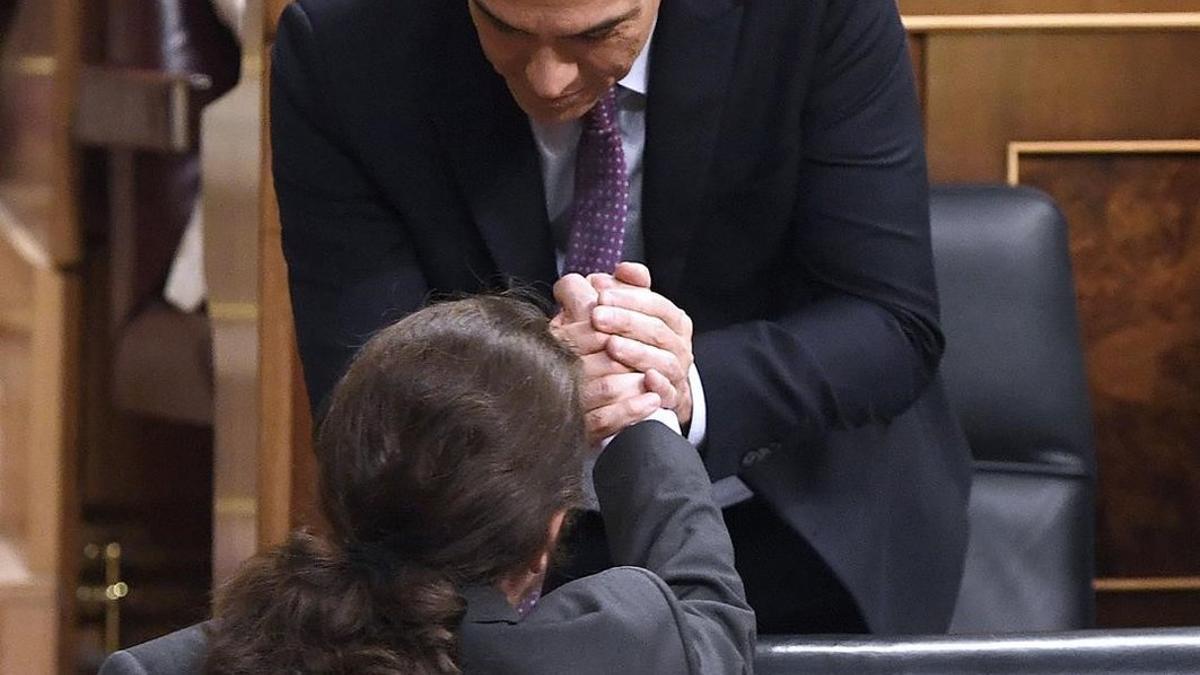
[99,296,755,674]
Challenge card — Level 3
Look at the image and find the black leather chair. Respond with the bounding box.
[755,630,1200,674]
[930,185,1097,633]
[752,185,1106,671]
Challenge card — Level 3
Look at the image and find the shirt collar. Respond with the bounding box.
[618,21,654,97]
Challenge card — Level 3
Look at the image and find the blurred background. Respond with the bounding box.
[0,1,1197,672]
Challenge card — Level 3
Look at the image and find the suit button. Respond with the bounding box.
[741,445,775,469]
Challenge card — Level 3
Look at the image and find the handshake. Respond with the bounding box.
[549,262,695,446]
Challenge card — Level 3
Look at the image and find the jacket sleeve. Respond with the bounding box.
[271,2,430,413]
[693,0,940,479]
[98,651,148,675]
[594,421,756,674]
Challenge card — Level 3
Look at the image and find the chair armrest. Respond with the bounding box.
[755,629,1200,674]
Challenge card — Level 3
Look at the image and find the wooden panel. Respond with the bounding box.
[1098,588,1200,628]
[257,43,319,549]
[0,0,58,266]
[0,333,32,542]
[49,0,81,270]
[0,236,33,544]
[265,0,289,41]
[202,9,266,585]
[0,0,84,667]
[923,31,1200,182]
[903,1,1200,13]
[0,584,57,674]
[0,262,79,672]
[1017,150,1200,585]
[27,266,81,575]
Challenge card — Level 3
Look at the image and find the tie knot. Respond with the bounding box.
[583,87,619,135]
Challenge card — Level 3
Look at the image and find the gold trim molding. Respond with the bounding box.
[209,301,260,322]
[214,497,259,518]
[1007,139,1200,186]
[2,55,57,78]
[1096,577,1200,593]
[904,12,1200,33]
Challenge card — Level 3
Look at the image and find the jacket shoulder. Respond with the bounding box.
[98,623,209,675]
[462,569,695,675]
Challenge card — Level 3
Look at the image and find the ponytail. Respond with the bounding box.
[208,297,588,673]
[206,530,466,674]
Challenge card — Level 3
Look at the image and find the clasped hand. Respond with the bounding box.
[549,262,694,446]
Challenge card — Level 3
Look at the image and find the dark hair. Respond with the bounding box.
[206,296,587,674]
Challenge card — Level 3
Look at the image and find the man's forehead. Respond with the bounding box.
[475,0,649,34]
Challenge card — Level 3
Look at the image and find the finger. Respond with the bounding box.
[587,273,617,293]
[592,305,687,355]
[598,287,692,339]
[581,372,647,411]
[553,273,599,322]
[606,334,690,383]
[549,319,608,356]
[643,369,679,409]
[586,392,663,445]
[590,270,649,294]
[613,262,652,288]
[581,351,635,379]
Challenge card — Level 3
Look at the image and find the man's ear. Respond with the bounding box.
[533,509,568,575]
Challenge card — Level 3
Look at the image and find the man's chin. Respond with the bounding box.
[515,93,597,124]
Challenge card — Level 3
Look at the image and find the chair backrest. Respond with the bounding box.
[754,629,1200,674]
[929,185,1097,632]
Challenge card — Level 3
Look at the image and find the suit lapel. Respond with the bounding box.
[430,18,558,293]
[644,0,743,297]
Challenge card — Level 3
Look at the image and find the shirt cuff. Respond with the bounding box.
[644,407,682,435]
[685,362,707,447]
[597,406,682,451]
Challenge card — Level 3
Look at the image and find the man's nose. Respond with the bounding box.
[525,47,578,99]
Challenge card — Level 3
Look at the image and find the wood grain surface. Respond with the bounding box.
[1020,153,1200,579]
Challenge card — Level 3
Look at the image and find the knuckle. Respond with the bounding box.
[599,356,626,375]
[655,323,675,348]
[608,337,629,360]
[582,380,601,405]
[666,357,687,381]
[680,312,693,336]
[622,397,644,417]
[585,408,608,430]
[596,376,616,400]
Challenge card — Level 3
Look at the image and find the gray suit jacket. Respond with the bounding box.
[98,421,755,674]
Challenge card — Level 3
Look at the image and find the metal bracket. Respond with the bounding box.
[77,542,128,654]
[74,66,212,153]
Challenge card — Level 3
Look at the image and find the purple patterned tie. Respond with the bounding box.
[563,88,628,276]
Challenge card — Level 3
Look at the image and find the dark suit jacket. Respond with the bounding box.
[98,422,755,674]
[272,0,971,632]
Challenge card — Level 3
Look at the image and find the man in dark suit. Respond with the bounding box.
[272,0,971,634]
